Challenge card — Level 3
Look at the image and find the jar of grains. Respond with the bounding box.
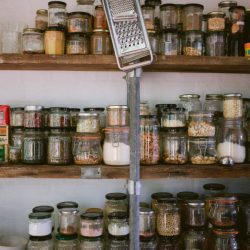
[80,212,103,237]
[55,234,79,250]
[160,29,180,56]
[76,112,100,133]
[10,107,24,127]
[108,212,130,237]
[48,107,70,129]
[48,1,67,28]
[140,115,160,165]
[207,11,226,31]
[27,235,53,250]
[223,93,243,119]
[106,235,129,250]
[204,94,223,116]
[69,108,80,131]
[83,108,106,129]
[22,28,44,54]
[107,105,129,126]
[66,33,90,55]
[142,5,155,30]
[182,31,204,56]
[161,108,186,128]
[179,94,202,119]
[36,9,48,31]
[148,30,159,54]
[206,31,225,56]
[139,207,156,238]
[156,198,181,237]
[79,236,104,250]
[58,208,79,235]
[67,12,92,33]
[140,237,157,250]
[72,133,102,165]
[91,29,112,55]
[160,4,178,30]
[29,212,52,237]
[24,105,44,129]
[185,200,206,227]
[151,192,174,213]
[94,5,108,29]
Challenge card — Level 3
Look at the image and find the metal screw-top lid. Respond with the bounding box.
[139,207,154,215]
[223,93,242,98]
[107,105,128,110]
[81,212,103,220]
[218,0,237,8]
[207,11,226,17]
[57,201,79,209]
[177,191,199,200]
[48,1,67,7]
[187,200,205,207]
[29,212,51,219]
[32,205,54,213]
[25,105,43,111]
[151,192,173,200]
[78,112,99,117]
[83,107,105,112]
[179,94,200,100]
[105,193,127,200]
[59,208,79,215]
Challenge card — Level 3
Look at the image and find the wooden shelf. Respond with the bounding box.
[0,164,249,179]
[0,54,249,73]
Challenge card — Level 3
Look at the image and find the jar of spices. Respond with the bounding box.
[72,133,102,165]
[79,236,104,250]
[80,212,103,237]
[107,105,129,126]
[185,200,206,227]
[44,27,65,55]
[22,28,44,54]
[91,29,112,55]
[179,94,202,119]
[182,4,204,31]
[67,12,92,33]
[148,30,159,54]
[94,5,108,29]
[108,212,129,237]
[76,112,100,133]
[29,212,52,237]
[160,4,178,30]
[207,11,226,31]
[155,104,177,123]
[139,207,155,238]
[10,128,24,147]
[204,94,223,116]
[22,129,46,164]
[58,208,79,235]
[229,6,246,34]
[106,235,129,250]
[27,235,53,250]
[48,1,67,28]
[83,108,106,129]
[160,29,180,56]
[182,31,204,56]
[161,108,186,128]
[156,198,181,237]
[140,115,160,165]
[151,192,174,212]
[36,9,48,31]
[140,237,157,250]
[24,105,44,129]
[55,234,79,250]
[223,93,243,119]
[142,5,155,30]
[69,108,80,131]
[218,1,238,19]
[10,107,24,127]
[188,137,217,164]
[103,127,130,165]
[66,33,90,55]
[206,31,225,56]
[48,107,70,129]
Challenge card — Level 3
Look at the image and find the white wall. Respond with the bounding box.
[0,0,249,237]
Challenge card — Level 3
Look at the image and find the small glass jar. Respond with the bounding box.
[48,1,67,28]
[179,94,202,119]
[204,94,223,116]
[47,129,72,165]
[229,6,246,34]
[185,200,206,227]
[33,206,54,218]
[10,107,24,127]
[58,208,79,235]
[36,9,48,31]
[108,212,129,237]
[162,129,188,164]
[183,4,204,31]
[155,104,177,123]
[188,111,216,137]
[206,31,225,56]
[156,198,181,237]
[24,105,44,129]
[44,27,65,55]
[10,128,24,147]
[182,31,204,56]
[140,237,157,250]
[160,4,178,30]
[223,93,243,119]
[107,105,129,126]
[94,5,108,29]
[72,133,102,165]
[83,108,106,129]
[218,1,238,19]
[79,236,104,250]
[160,29,180,56]
[49,107,70,129]
[157,235,180,250]
[27,235,53,250]
[207,11,226,31]
[80,212,103,237]
[22,28,44,54]
[151,192,174,212]
[29,212,52,237]
[76,112,100,133]
[67,12,92,33]
[161,108,186,128]
[55,234,78,250]
[139,207,155,238]
[140,102,151,116]
[148,30,159,54]
[188,137,217,164]
[106,235,129,250]
[69,108,80,131]
[103,127,130,165]
[22,129,46,164]
[91,29,112,55]
[66,33,90,55]
[140,115,160,165]
[142,5,155,30]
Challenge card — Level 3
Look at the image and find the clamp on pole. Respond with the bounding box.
[127,180,141,195]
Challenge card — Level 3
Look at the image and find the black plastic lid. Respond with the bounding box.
[32,205,54,213]
[56,234,78,240]
[70,108,81,112]
[203,183,226,191]
[140,115,158,119]
[184,3,204,9]
[108,234,129,241]
[141,4,155,8]
[177,192,199,200]
[46,26,65,32]
[29,212,51,219]
[80,212,103,220]
[155,104,177,109]
[108,211,129,219]
[140,236,156,242]
[151,192,173,200]
[160,3,176,9]
[145,0,161,6]
[83,107,105,112]
[48,1,67,7]
[11,107,24,111]
[157,197,178,204]
[29,235,52,241]
[57,201,79,209]
[105,193,127,200]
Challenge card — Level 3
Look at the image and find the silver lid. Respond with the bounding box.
[107,105,128,110]
[139,207,154,215]
[207,11,226,17]
[187,200,205,207]
[205,94,223,100]
[59,208,79,215]
[25,105,43,111]
[218,0,237,8]
[224,93,242,98]
[78,112,99,117]
[179,94,200,100]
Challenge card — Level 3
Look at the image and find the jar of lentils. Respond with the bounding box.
[48,1,67,28]
[10,107,24,127]
[79,236,104,250]
[139,207,155,238]
[223,93,243,119]
[76,112,100,133]
[24,105,44,129]
[36,9,48,31]
[22,28,44,54]
[49,107,70,129]
[55,234,79,250]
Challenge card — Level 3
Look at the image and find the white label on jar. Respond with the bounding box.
[29,219,52,236]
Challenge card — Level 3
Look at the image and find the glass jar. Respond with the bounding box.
[157,235,180,250]
[55,234,78,250]
[24,105,44,129]
[218,1,238,19]
[217,119,247,164]
[162,129,188,164]
[29,212,52,237]
[223,93,243,119]
[176,4,183,31]
[185,200,206,227]
[106,235,129,250]
[140,237,157,250]
[140,102,151,116]
[67,12,92,33]
[229,6,246,34]
[103,127,130,165]
[206,31,225,56]
[83,108,106,129]
[179,94,202,119]
[139,207,155,238]
[204,94,223,116]
[182,31,204,56]
[27,235,53,250]
[9,146,21,164]
[183,4,204,31]
[151,192,173,212]
[76,112,100,133]
[79,236,104,250]
[156,198,181,237]
[10,107,24,127]
[66,33,90,55]
[44,27,65,55]
[160,29,180,56]
[48,107,70,129]
[94,5,108,29]
[22,28,44,54]
[47,129,72,165]
[36,9,48,31]
[22,129,46,164]
[72,133,102,165]
[155,104,177,123]
[148,30,159,54]
[91,29,112,55]
[80,212,103,237]
[10,128,24,147]
[76,0,95,16]
[48,1,67,28]
[202,14,208,33]
[107,105,129,126]
[58,208,79,235]
[207,12,226,31]
[57,201,79,209]
[140,115,160,165]
[209,196,238,227]
[161,108,186,128]
[69,108,80,131]
[108,212,129,236]
[142,5,155,30]
[160,4,178,30]
[188,137,217,164]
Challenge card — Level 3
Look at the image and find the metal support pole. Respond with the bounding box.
[126,68,141,250]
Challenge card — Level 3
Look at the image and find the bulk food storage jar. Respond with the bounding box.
[67,12,92,33]
[218,0,238,19]
[58,208,79,235]
[139,207,155,238]
[27,235,53,250]
[161,108,186,128]
[24,105,44,129]
[48,1,67,28]
[160,29,180,56]
[207,11,226,31]
[80,212,103,237]
[45,27,65,55]
[142,5,155,30]
[79,236,104,250]
[182,31,204,56]
[179,94,202,119]
[91,29,112,55]
[48,107,70,129]
[55,234,79,250]
[206,31,225,56]
[108,212,130,237]
[160,4,178,30]
[22,28,44,54]
[107,105,129,126]
[83,108,106,129]
[76,112,100,133]
[151,192,173,212]
[204,94,223,116]
[36,9,48,31]
[185,200,206,227]
[155,104,177,123]
[66,33,90,55]
[223,93,243,119]
[10,107,24,127]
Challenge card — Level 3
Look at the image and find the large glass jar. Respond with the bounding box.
[157,235,180,250]
[185,200,206,227]
[24,105,44,129]
[79,236,104,250]
[108,212,129,237]
[106,235,129,250]
[66,33,90,55]
[207,11,226,31]
[140,237,157,250]
[103,127,130,165]
[140,115,160,165]
[76,112,100,133]
[179,94,202,119]
[80,212,103,237]
[139,207,155,238]
[10,107,24,127]
[36,9,48,31]
[27,235,53,250]
[55,234,79,250]
[72,133,102,165]
[91,29,112,55]
[22,129,46,164]
[29,212,52,237]
[161,108,186,128]
[206,31,225,56]
[48,1,67,28]
[58,208,79,235]
[22,28,44,54]
[223,93,243,119]
[182,31,204,56]
[160,4,178,30]
[83,108,106,129]
[67,12,92,33]
[48,107,70,129]
[47,129,72,165]
[217,119,247,164]
[156,198,181,237]
[148,30,159,54]
[94,5,108,30]
[142,5,155,30]
[151,192,173,213]
[229,6,246,34]
[204,94,223,117]
[160,29,180,56]
[45,27,65,55]
[107,105,129,127]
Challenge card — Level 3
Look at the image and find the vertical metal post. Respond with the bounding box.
[126,68,141,250]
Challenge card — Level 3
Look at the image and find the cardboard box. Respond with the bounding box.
[0,144,8,163]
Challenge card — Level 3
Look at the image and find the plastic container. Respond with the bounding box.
[58,208,79,235]
[160,4,178,30]
[66,33,90,55]
[80,212,103,237]
[67,12,92,33]
[48,1,67,28]
[182,31,204,56]
[206,31,225,56]
[22,28,44,54]
[107,105,129,126]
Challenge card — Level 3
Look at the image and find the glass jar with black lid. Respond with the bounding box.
[10,107,24,127]
[108,212,129,237]
[79,236,104,250]
[185,200,206,227]
[151,192,173,212]
[57,201,79,210]
[27,235,53,250]
[55,234,79,250]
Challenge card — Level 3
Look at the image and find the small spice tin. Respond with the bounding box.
[67,12,92,33]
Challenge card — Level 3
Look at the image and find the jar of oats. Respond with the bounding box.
[223,93,243,119]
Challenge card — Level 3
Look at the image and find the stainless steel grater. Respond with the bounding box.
[102,0,153,71]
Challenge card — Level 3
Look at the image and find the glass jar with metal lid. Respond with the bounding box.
[94,5,108,29]
[139,207,155,238]
[76,112,100,133]
[204,94,223,116]
[10,107,24,127]
[223,93,243,119]
[45,27,65,55]
[207,11,226,31]
[10,128,24,147]
[160,4,178,30]
[108,212,129,237]
[48,107,70,129]
[179,94,202,119]
[29,212,52,237]
[48,1,67,28]
[22,129,46,164]
[218,1,238,19]
[66,33,90,55]
[106,235,129,250]
[148,30,159,54]
[69,108,80,131]
[182,31,204,56]
[36,9,48,31]
[140,115,160,165]
[83,108,106,129]
[55,234,79,250]
[67,12,92,33]
[206,31,225,56]
[24,105,44,129]
[91,29,112,55]
[107,105,129,126]
[80,212,103,237]
[142,5,155,30]
[79,236,104,250]
[57,201,79,210]
[22,28,44,54]
[155,104,177,123]
[185,200,206,227]
[58,208,79,235]
[160,29,180,56]
[161,108,186,128]
[151,192,174,212]
[72,133,102,165]
[27,235,53,250]
[229,6,246,34]
[140,237,157,250]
